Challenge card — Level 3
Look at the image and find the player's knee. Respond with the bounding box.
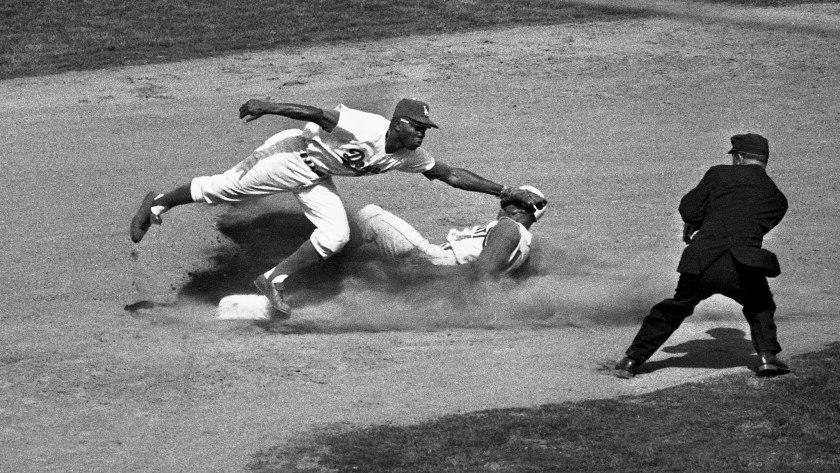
[357,204,384,220]
[190,173,250,204]
[354,205,385,241]
[312,227,351,258]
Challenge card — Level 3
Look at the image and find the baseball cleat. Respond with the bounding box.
[130,191,162,243]
[253,276,292,318]
[614,356,640,379]
[756,352,790,377]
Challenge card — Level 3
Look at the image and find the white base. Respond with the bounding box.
[217,294,272,320]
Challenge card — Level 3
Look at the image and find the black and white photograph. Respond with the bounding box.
[2,1,839,471]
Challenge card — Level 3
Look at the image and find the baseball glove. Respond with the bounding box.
[500,186,548,212]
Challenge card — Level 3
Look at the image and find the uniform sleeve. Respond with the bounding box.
[392,147,436,173]
[473,219,523,275]
[678,166,717,225]
[300,105,345,139]
[332,104,390,142]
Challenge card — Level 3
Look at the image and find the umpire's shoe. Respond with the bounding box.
[130,191,162,243]
[757,352,791,377]
[614,356,641,379]
[253,276,292,318]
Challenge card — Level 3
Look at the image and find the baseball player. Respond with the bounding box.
[130,98,547,319]
[354,185,546,276]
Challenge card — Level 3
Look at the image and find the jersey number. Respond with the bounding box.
[342,148,365,164]
[341,148,385,175]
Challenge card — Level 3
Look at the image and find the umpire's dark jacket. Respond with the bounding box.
[677,164,788,277]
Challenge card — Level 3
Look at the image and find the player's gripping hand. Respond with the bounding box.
[239,99,268,122]
[500,186,548,213]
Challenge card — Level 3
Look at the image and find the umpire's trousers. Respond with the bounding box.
[626,252,782,363]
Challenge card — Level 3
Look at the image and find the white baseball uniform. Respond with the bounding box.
[356,204,534,274]
[190,105,435,258]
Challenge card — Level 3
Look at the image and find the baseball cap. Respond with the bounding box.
[393,98,439,129]
[728,133,769,157]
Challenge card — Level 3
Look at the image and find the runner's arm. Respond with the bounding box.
[473,219,521,276]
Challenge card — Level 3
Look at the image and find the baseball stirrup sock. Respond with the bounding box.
[263,271,289,285]
[150,194,167,219]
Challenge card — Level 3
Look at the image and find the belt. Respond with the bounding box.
[300,152,328,178]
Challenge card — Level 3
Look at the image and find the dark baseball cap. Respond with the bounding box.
[393,98,439,129]
[728,133,769,156]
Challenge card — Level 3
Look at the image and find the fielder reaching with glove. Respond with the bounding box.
[355,185,546,276]
[130,98,546,319]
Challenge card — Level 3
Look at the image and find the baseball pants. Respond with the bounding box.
[355,204,457,265]
[626,251,782,363]
[190,129,350,258]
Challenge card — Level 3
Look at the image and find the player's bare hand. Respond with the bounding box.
[239,99,267,122]
[682,223,699,244]
[500,186,548,212]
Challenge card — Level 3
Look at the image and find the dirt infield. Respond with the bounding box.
[2,2,839,471]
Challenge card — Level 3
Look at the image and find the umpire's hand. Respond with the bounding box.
[682,223,699,243]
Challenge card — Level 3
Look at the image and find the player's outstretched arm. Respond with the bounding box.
[238,99,339,131]
[422,161,547,210]
[422,160,506,195]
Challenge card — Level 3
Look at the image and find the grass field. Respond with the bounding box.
[250,343,840,472]
[4,0,835,80]
[1,0,641,79]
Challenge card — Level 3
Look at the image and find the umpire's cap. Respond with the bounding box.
[728,133,769,157]
[393,98,439,129]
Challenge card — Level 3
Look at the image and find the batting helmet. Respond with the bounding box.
[518,185,546,221]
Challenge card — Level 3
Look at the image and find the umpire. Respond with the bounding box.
[615,133,790,378]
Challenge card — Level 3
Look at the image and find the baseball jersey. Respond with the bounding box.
[442,217,533,273]
[301,105,435,176]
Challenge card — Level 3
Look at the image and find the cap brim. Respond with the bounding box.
[396,116,440,129]
[416,118,439,129]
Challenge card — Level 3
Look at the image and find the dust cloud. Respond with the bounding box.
[133,202,664,333]
[276,241,662,333]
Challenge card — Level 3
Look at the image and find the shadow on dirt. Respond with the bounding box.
[178,204,480,307]
[179,206,342,305]
[639,327,757,373]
